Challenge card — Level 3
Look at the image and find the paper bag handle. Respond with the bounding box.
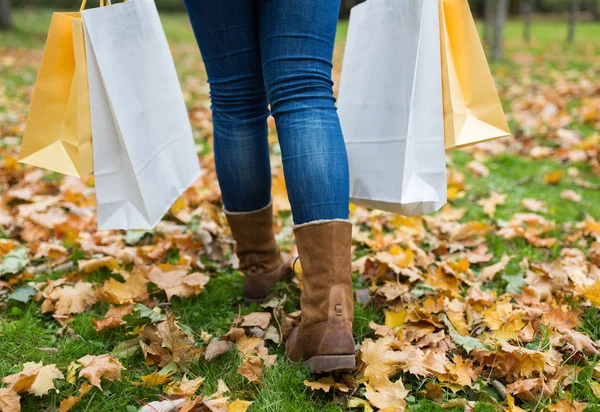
[80,0,127,12]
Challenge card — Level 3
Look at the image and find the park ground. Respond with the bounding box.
[1,9,600,412]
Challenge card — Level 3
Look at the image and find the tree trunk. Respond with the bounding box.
[484,0,495,46]
[591,0,600,21]
[522,1,532,43]
[492,0,508,60]
[568,0,580,44]
[0,0,13,31]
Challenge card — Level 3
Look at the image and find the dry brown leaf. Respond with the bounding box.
[556,329,599,354]
[545,399,586,412]
[477,191,507,218]
[519,322,536,342]
[148,267,209,300]
[240,312,271,329]
[78,354,124,390]
[0,388,20,412]
[235,336,262,357]
[156,313,196,364]
[561,190,582,202]
[369,321,394,337]
[97,266,150,304]
[521,198,547,212]
[205,339,233,361]
[165,375,204,397]
[48,282,97,315]
[58,383,92,412]
[466,161,489,177]
[446,355,478,387]
[92,304,134,332]
[360,336,405,387]
[479,255,511,281]
[364,377,408,412]
[237,356,263,384]
[78,256,119,273]
[2,362,64,396]
[303,376,350,393]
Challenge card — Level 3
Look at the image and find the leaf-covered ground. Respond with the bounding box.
[1,11,600,412]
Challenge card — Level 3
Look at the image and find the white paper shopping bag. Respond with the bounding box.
[338,0,447,216]
[82,0,201,230]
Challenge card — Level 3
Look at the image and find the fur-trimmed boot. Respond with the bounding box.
[286,220,356,373]
[225,204,291,303]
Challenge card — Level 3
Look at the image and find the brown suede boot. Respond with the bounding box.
[225,204,291,303]
[286,220,356,373]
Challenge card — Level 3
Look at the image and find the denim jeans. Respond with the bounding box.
[183,0,350,225]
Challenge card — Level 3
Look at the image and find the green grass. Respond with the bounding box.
[2,8,600,412]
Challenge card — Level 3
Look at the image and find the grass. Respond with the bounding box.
[1,8,600,412]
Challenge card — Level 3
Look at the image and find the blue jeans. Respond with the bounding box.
[183,0,350,225]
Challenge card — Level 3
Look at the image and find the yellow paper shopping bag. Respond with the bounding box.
[18,8,92,177]
[440,0,511,150]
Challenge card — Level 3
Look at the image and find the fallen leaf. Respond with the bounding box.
[364,377,408,412]
[132,371,174,387]
[97,266,150,304]
[545,399,586,412]
[237,356,263,384]
[205,339,233,361]
[156,313,196,364]
[304,376,350,393]
[227,400,253,412]
[2,362,64,396]
[93,304,134,332]
[348,397,374,412]
[544,170,564,185]
[241,312,271,329]
[78,256,119,273]
[165,374,204,397]
[467,161,490,177]
[0,388,20,412]
[561,190,582,202]
[360,336,405,387]
[521,198,547,212]
[47,282,97,315]
[477,191,507,218]
[148,267,209,300]
[58,383,92,412]
[480,255,511,281]
[0,248,28,277]
[78,354,124,390]
[139,398,187,412]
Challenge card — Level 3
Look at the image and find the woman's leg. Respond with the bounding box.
[184,0,271,212]
[258,0,356,373]
[258,0,350,225]
[184,0,290,301]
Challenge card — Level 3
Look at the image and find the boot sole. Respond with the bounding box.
[304,354,356,374]
[244,295,268,304]
[243,264,293,305]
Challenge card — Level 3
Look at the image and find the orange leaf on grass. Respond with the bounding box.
[77,354,124,390]
[148,266,209,301]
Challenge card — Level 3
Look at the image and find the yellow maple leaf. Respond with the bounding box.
[228,399,253,412]
[360,336,405,387]
[364,377,408,412]
[2,362,64,397]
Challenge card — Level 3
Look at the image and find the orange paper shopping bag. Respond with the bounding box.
[440,0,511,149]
[18,6,92,177]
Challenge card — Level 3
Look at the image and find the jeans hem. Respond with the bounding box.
[293,218,351,229]
[224,201,272,215]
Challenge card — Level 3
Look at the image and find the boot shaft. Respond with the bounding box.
[294,220,354,329]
